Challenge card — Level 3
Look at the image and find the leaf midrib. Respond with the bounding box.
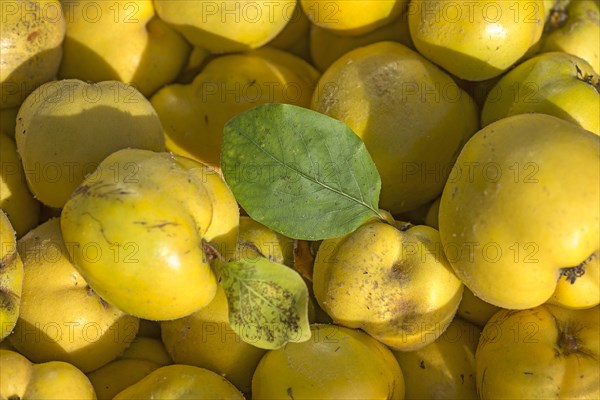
[236,128,380,217]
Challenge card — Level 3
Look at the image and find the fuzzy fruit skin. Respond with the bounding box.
[301,0,407,36]
[311,41,478,214]
[154,0,294,52]
[15,79,165,208]
[60,149,239,321]
[58,0,190,97]
[439,113,599,310]
[0,0,66,108]
[476,305,600,399]
[481,52,600,135]
[409,0,545,81]
[252,324,405,399]
[113,364,244,399]
[9,218,139,372]
[0,210,24,340]
[313,220,463,351]
[0,350,96,400]
[392,318,480,399]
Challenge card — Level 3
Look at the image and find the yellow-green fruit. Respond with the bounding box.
[117,337,172,366]
[408,0,545,81]
[235,216,294,266]
[0,107,18,138]
[0,135,41,237]
[1,350,97,399]
[0,349,33,399]
[456,287,502,329]
[311,41,478,214]
[547,251,599,309]
[58,0,191,97]
[9,218,139,372]
[152,48,319,169]
[252,323,405,399]
[313,220,463,351]
[476,305,600,399]
[0,0,66,108]
[161,285,267,394]
[15,79,165,208]
[310,11,413,71]
[60,149,239,321]
[439,114,599,309]
[113,364,245,399]
[87,359,160,400]
[154,0,295,53]
[23,361,97,399]
[301,0,406,36]
[481,52,600,135]
[541,0,600,73]
[392,318,480,399]
[0,210,24,340]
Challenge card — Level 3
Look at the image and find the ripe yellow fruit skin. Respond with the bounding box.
[481,52,600,135]
[113,364,245,399]
[313,221,463,351]
[476,305,600,399]
[0,350,96,400]
[10,218,139,372]
[61,150,214,320]
[311,41,478,214]
[0,210,24,340]
[547,251,599,309]
[301,0,407,36]
[154,0,295,53]
[439,114,599,310]
[409,0,545,81]
[0,0,66,108]
[392,318,480,399]
[252,324,405,399]
[541,0,600,73]
[58,0,191,97]
[15,79,165,208]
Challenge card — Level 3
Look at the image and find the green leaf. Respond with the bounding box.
[215,255,311,350]
[221,103,382,240]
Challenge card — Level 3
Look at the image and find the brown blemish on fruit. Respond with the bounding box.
[0,251,17,270]
[27,31,40,42]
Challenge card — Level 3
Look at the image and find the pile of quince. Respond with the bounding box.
[1,1,599,399]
